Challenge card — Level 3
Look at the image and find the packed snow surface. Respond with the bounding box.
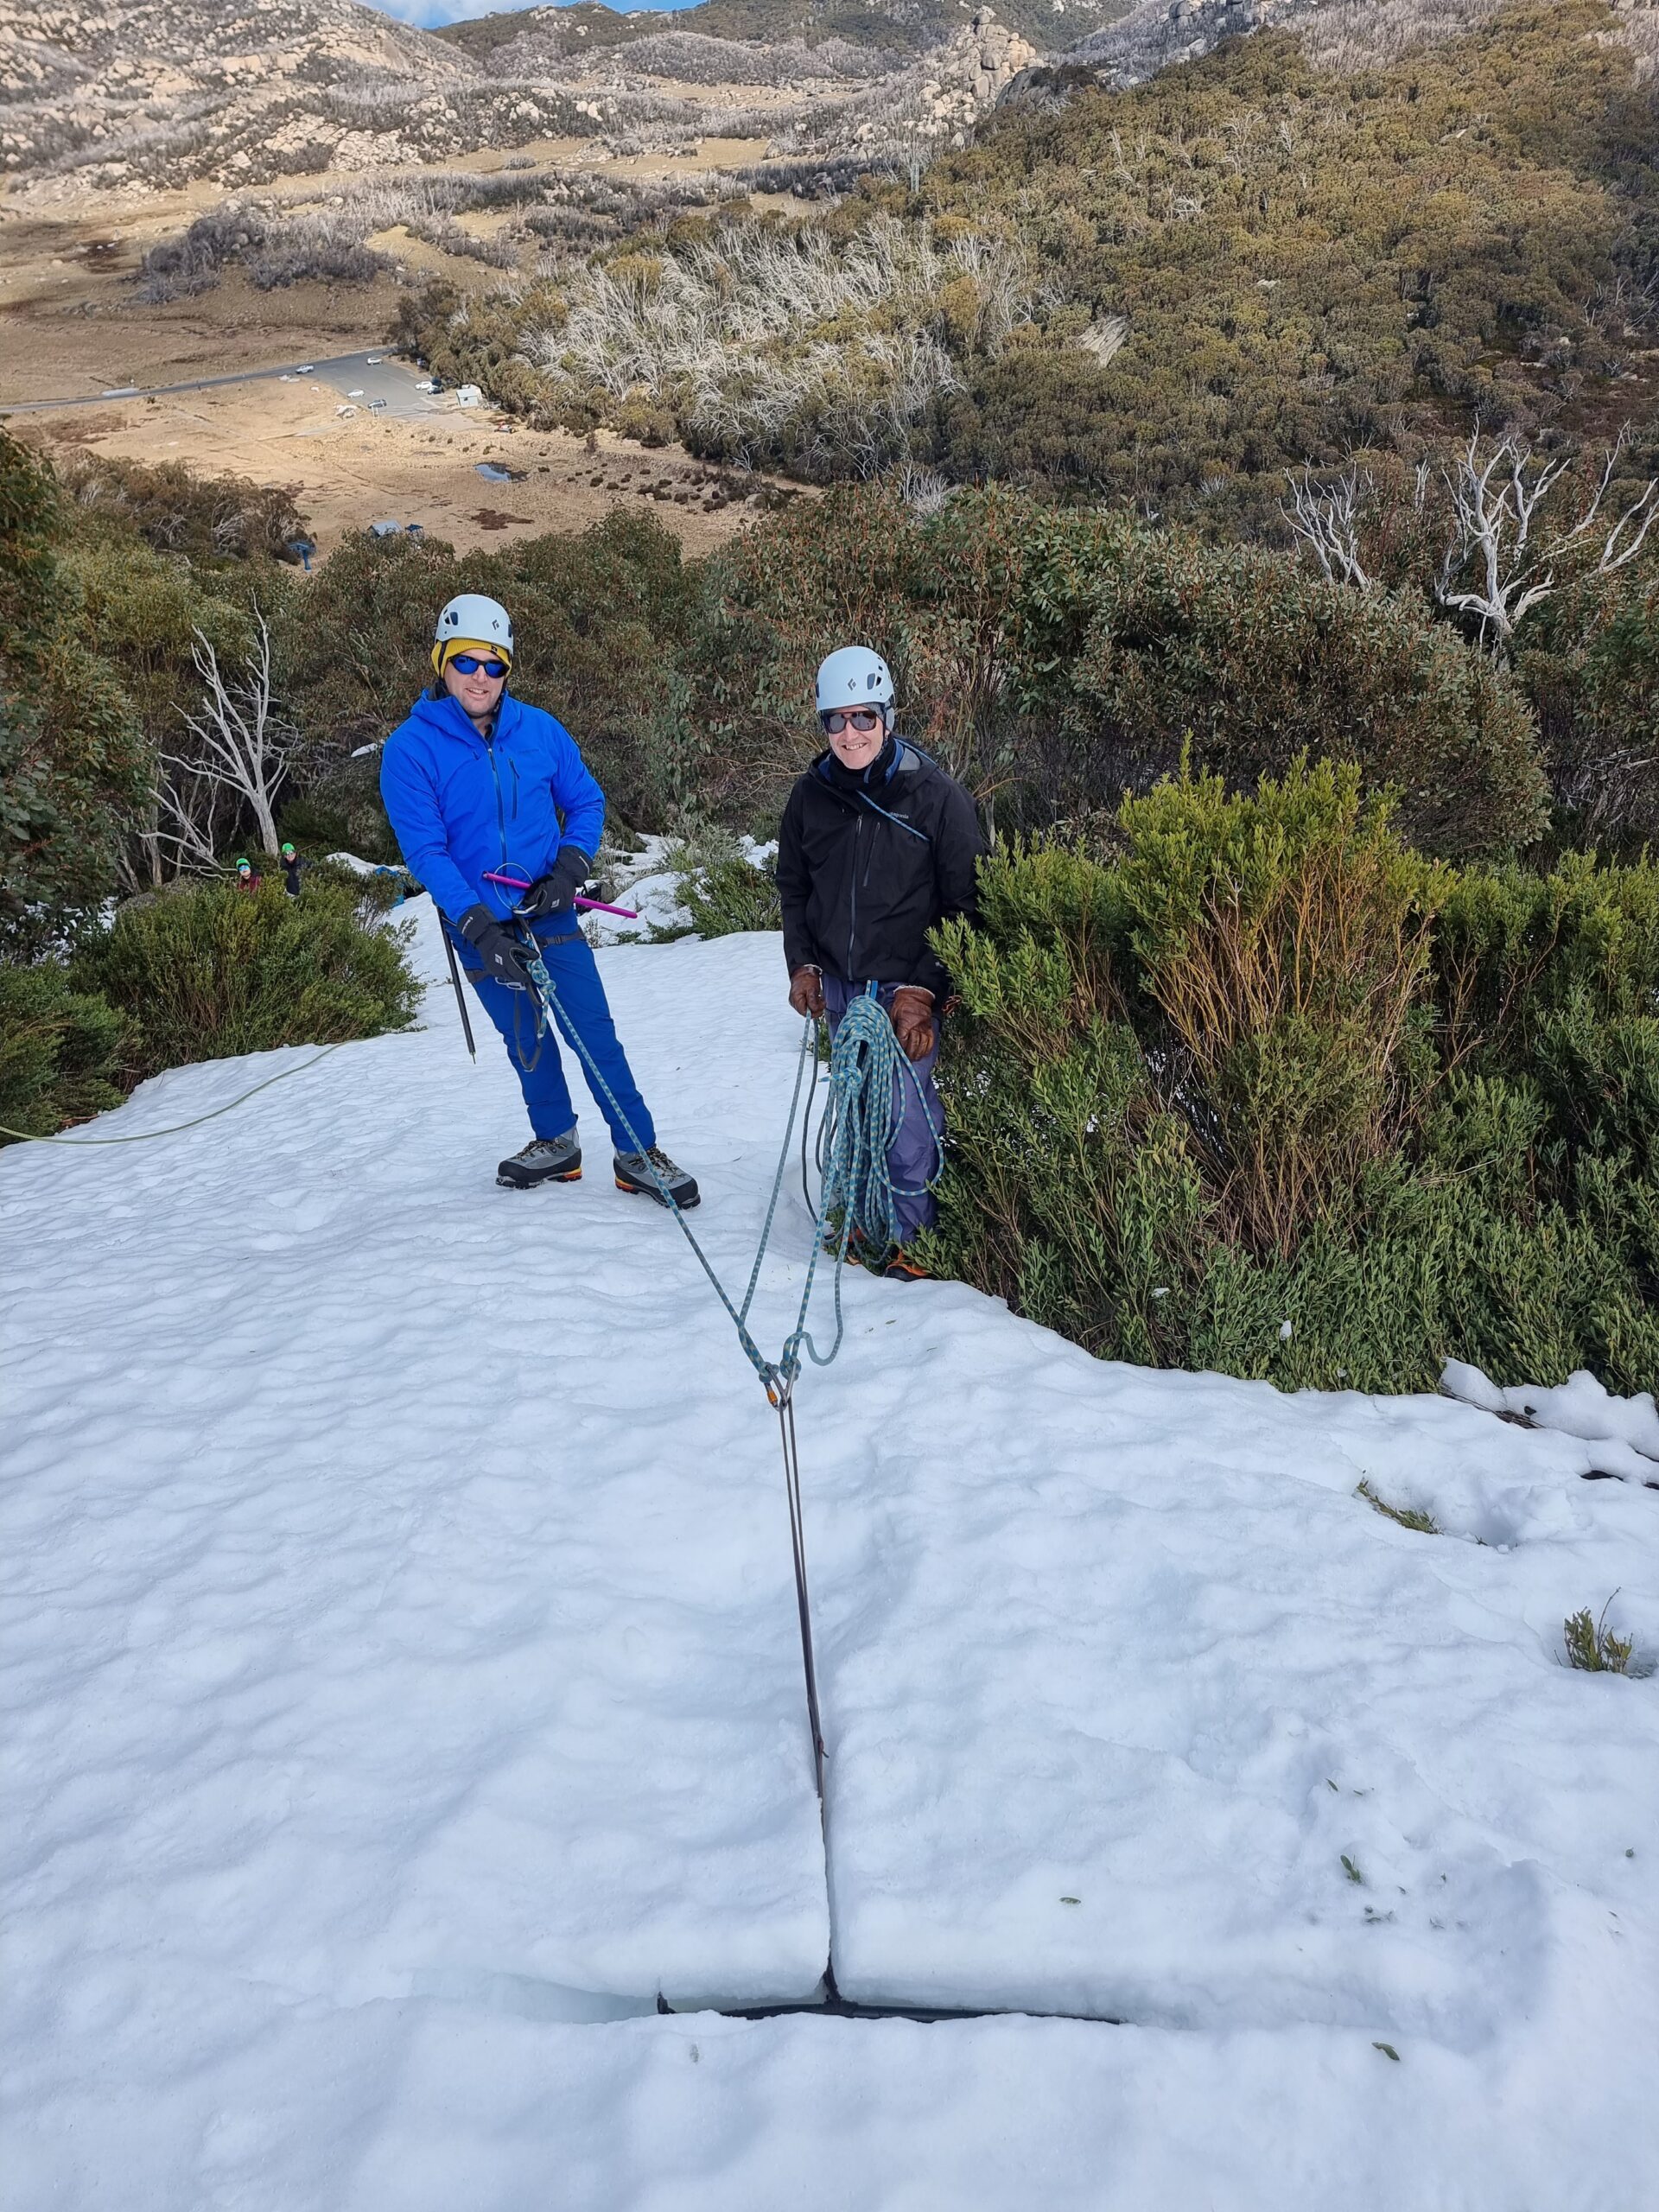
[3,907,1657,2209]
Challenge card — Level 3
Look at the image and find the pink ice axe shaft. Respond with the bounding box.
[481,868,639,920]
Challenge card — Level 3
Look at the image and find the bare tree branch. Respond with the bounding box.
[1434,429,1659,647]
[1282,460,1374,590]
[158,607,293,866]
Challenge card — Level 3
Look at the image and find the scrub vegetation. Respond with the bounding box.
[399,3,1659,524]
[920,761,1659,1395]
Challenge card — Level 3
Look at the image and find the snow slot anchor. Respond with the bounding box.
[510,926,943,1811]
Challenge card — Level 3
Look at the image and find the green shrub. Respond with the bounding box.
[1059,534,1550,861]
[0,963,126,1144]
[74,875,420,1084]
[276,754,405,868]
[57,451,307,567]
[1116,760,1442,1256]
[677,849,782,937]
[922,760,1659,1394]
[0,432,149,953]
[702,485,1548,858]
[1563,1599,1637,1675]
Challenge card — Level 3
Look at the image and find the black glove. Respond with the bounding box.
[457,903,534,987]
[520,846,592,921]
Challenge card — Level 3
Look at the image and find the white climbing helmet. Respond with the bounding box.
[431,592,514,673]
[816,645,895,725]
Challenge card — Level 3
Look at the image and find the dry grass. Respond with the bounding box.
[1357,1478,1440,1534]
[1147,834,1436,1257]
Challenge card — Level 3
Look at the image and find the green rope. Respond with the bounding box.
[0,1046,343,1148]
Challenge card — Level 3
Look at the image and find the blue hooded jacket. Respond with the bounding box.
[379,689,606,931]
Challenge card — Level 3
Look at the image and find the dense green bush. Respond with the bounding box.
[74,875,420,1085]
[0,432,149,952]
[0,963,126,1146]
[923,760,1659,1394]
[677,849,782,937]
[1516,563,1659,850]
[56,452,307,567]
[701,485,1548,856]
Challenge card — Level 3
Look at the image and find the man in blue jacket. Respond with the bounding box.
[381,592,697,1205]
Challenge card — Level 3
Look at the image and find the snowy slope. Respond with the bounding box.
[3,904,1657,2210]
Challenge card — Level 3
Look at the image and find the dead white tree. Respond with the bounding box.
[1435,429,1659,647]
[1282,460,1374,589]
[156,610,293,870]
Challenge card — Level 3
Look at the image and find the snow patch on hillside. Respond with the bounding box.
[3,910,1656,2208]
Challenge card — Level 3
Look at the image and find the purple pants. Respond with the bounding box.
[822,976,944,1242]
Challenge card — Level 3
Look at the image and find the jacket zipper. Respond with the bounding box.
[485,732,508,868]
[849,813,862,979]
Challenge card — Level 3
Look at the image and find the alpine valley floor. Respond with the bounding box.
[3,906,1656,2210]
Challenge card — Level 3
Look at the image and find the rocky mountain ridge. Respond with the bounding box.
[0,0,1090,197]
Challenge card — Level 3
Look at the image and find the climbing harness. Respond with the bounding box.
[514,937,943,1805]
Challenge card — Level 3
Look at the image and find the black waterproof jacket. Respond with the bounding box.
[776,738,986,1001]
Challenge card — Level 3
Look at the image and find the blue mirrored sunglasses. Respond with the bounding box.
[449,652,509,677]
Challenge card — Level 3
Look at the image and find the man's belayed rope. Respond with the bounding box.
[518,944,942,1802]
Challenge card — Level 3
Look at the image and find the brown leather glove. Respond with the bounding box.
[788,965,826,1019]
[889,985,936,1062]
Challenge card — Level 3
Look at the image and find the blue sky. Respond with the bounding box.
[363,0,702,24]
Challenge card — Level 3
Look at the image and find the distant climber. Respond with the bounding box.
[280,842,303,898]
[379,592,698,1205]
[234,855,262,891]
[776,645,985,1278]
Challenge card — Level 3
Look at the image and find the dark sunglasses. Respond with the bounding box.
[449,653,509,678]
[822,708,884,735]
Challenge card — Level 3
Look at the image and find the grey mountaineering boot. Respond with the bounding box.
[498,1128,582,1189]
[613,1147,699,1209]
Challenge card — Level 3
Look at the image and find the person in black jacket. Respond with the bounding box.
[776,645,986,1277]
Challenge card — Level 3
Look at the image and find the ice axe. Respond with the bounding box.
[481,867,639,920]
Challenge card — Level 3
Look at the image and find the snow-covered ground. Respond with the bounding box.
[3,906,1657,2209]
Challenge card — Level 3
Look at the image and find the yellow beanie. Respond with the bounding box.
[431,635,513,677]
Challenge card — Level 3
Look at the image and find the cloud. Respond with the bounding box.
[359,0,701,25]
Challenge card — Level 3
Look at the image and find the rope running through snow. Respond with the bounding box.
[0,1046,344,1147]
[7,936,944,1808]
[519,950,944,1805]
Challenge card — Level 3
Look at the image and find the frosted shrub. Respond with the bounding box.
[526,216,1037,475]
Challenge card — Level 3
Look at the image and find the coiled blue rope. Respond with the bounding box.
[780,986,943,1383]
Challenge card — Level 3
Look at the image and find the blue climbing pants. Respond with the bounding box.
[823,976,944,1243]
[461,927,658,1153]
